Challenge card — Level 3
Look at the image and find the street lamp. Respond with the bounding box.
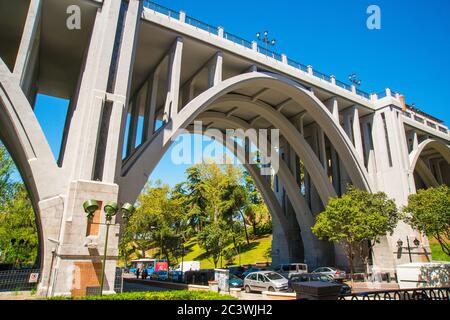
[83,200,135,296]
[348,73,362,86]
[256,30,276,52]
[397,236,421,263]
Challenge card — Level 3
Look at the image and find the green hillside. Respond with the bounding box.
[182,235,272,269]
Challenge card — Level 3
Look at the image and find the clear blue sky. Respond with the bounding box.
[17,0,450,187]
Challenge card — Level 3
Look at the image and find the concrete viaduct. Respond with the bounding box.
[0,0,449,296]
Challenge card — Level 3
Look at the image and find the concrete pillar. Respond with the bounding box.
[62,0,125,180]
[330,75,336,85]
[342,111,353,143]
[164,37,183,119]
[126,98,140,156]
[179,10,186,23]
[217,26,224,37]
[352,106,364,161]
[13,0,42,96]
[325,97,339,122]
[50,181,120,297]
[208,52,223,88]
[143,70,159,141]
[103,0,143,182]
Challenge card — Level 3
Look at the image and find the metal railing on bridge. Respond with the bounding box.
[142,1,387,103]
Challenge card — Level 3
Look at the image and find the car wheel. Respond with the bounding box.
[245,285,251,293]
[287,287,294,293]
[268,286,275,292]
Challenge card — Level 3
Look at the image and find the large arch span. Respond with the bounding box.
[119,72,372,205]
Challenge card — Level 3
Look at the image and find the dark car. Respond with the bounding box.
[229,274,244,288]
[288,273,352,295]
[228,266,245,278]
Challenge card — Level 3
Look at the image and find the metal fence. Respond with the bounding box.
[0,269,41,292]
[339,287,450,300]
[114,267,124,293]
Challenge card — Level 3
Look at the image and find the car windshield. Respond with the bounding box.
[230,274,241,280]
[317,275,332,281]
[265,272,284,280]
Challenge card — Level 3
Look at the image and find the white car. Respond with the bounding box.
[312,267,346,280]
[244,271,288,293]
[272,263,308,279]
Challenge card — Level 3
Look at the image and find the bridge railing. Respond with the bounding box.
[223,32,253,49]
[142,1,412,105]
[185,16,219,35]
[143,1,180,19]
[257,46,283,61]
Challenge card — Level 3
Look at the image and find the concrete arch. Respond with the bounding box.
[193,112,332,266]
[0,59,61,204]
[195,126,301,264]
[409,139,450,189]
[0,58,66,295]
[121,72,371,203]
[409,139,450,173]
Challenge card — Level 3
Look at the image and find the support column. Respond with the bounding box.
[13,0,41,83]
[126,99,140,156]
[325,97,339,122]
[163,37,183,120]
[143,69,160,141]
[62,0,124,181]
[352,106,364,161]
[13,0,42,105]
[102,0,143,183]
[208,52,223,88]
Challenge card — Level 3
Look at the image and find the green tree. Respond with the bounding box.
[0,143,14,207]
[0,184,38,267]
[403,186,450,257]
[125,182,188,266]
[312,187,399,277]
[197,220,232,268]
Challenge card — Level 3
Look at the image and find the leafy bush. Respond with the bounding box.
[49,290,237,300]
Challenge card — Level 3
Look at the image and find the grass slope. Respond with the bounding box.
[182,235,272,269]
[429,238,450,262]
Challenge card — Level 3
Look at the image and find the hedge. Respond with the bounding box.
[49,290,238,300]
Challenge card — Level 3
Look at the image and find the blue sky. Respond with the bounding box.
[12,0,450,187]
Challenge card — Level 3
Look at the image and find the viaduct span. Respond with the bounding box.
[0,0,449,296]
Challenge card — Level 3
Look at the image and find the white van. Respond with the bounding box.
[176,261,201,272]
[272,263,308,279]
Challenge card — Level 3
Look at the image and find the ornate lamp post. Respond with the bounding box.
[256,31,276,52]
[83,200,135,296]
[397,236,421,263]
[348,73,362,86]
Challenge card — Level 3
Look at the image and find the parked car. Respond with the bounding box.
[244,271,288,293]
[311,267,346,280]
[271,263,308,279]
[242,267,265,278]
[228,266,245,278]
[288,273,352,295]
[229,274,244,288]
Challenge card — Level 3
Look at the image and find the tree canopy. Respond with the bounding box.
[403,185,450,257]
[312,186,399,276]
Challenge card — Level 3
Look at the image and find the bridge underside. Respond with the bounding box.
[0,0,449,296]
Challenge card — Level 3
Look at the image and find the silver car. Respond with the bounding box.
[244,271,288,293]
[311,267,346,280]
